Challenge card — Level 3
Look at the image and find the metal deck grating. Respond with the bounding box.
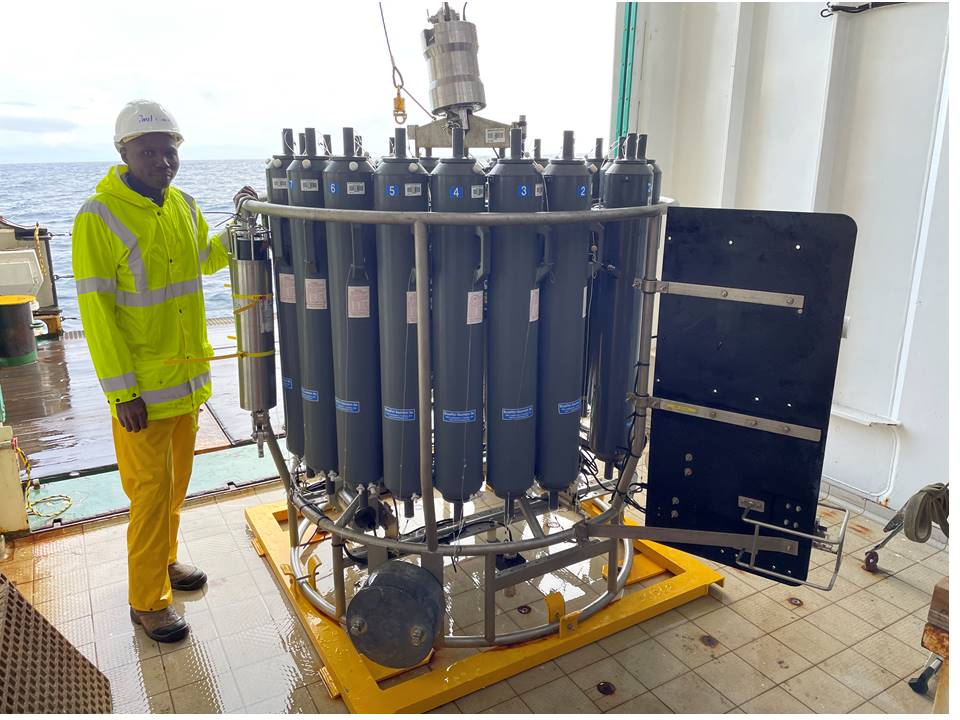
[0,573,112,713]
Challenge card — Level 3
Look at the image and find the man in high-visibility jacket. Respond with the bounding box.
[73,100,256,642]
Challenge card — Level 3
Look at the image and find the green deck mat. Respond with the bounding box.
[27,444,288,531]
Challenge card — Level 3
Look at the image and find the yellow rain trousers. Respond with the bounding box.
[113,411,197,611]
[72,164,230,611]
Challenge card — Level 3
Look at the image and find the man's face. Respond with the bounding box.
[120,132,180,190]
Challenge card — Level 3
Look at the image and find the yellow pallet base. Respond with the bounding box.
[245,500,723,714]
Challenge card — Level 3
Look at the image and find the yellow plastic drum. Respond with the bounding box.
[0,295,38,367]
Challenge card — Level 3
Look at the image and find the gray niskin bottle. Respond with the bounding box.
[374,128,429,515]
[587,132,653,465]
[486,127,546,511]
[537,131,592,507]
[287,128,337,477]
[265,128,303,458]
[430,127,487,517]
[322,128,383,489]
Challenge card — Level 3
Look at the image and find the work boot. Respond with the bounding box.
[168,562,207,591]
[130,606,190,643]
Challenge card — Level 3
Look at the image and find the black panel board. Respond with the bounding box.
[645,207,856,583]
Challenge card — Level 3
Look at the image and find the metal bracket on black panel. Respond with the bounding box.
[636,278,805,310]
[735,497,850,591]
[648,398,822,443]
[574,521,800,556]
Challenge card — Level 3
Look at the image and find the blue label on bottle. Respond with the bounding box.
[335,397,359,413]
[442,409,476,423]
[385,183,400,198]
[301,388,319,402]
[288,179,295,191]
[449,185,464,199]
[282,376,293,390]
[577,184,587,198]
[328,182,338,194]
[558,398,582,415]
[502,405,534,421]
[384,406,415,421]
[517,184,529,198]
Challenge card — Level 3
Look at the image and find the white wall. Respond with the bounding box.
[617,2,949,507]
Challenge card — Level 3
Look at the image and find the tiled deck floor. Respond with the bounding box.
[1,481,947,714]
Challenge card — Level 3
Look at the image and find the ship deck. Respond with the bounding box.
[0,483,944,714]
[1,318,287,528]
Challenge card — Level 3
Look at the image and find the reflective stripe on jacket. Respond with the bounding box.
[72,165,230,420]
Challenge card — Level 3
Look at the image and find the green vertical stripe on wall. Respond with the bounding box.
[612,2,639,144]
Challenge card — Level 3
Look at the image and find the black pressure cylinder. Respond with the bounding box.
[323,128,383,489]
[587,134,654,463]
[430,129,487,503]
[597,136,624,202]
[265,128,304,458]
[374,129,429,501]
[648,160,663,204]
[287,128,338,475]
[537,132,592,495]
[588,138,604,203]
[486,128,545,499]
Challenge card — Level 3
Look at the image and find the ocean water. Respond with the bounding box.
[0,160,267,330]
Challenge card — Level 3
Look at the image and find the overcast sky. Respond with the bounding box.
[0,0,618,164]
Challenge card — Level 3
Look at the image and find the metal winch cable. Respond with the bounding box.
[377,2,435,123]
[900,483,949,543]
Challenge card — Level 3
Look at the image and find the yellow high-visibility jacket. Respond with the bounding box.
[72,165,230,420]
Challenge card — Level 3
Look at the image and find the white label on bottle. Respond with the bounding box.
[301,178,319,192]
[404,183,423,197]
[406,291,418,324]
[582,286,588,318]
[485,128,506,144]
[259,298,273,328]
[271,177,287,190]
[535,183,543,197]
[347,285,370,318]
[346,181,366,195]
[471,185,485,199]
[466,290,483,325]
[305,278,327,310]
[529,287,540,322]
[278,273,296,304]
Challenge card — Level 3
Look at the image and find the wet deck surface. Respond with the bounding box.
[0,318,285,480]
[0,484,946,713]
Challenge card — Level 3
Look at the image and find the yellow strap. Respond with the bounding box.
[162,349,275,365]
[232,293,272,316]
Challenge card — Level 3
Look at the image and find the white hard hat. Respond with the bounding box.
[114,100,183,152]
